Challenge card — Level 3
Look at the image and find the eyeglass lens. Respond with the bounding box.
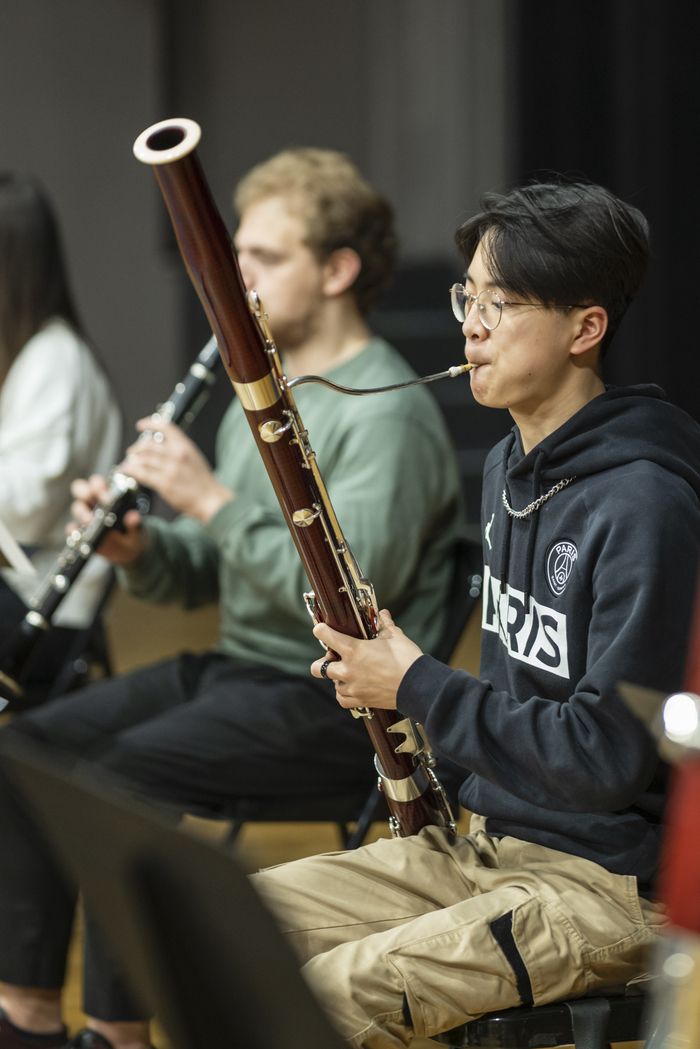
[450,285,502,330]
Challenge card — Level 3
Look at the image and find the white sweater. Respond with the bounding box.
[0,318,121,626]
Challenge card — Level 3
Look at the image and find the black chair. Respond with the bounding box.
[431,978,653,1049]
[45,568,116,701]
[212,536,483,849]
[0,741,349,1049]
[0,569,116,712]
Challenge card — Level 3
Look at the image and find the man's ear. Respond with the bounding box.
[322,247,362,298]
[570,305,608,359]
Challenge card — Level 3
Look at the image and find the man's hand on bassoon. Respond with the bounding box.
[311,610,423,710]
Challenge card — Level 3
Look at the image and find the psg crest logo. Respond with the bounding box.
[546,539,578,597]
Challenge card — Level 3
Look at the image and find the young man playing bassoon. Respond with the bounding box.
[249,179,700,1048]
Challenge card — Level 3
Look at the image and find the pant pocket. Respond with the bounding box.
[387,894,581,1038]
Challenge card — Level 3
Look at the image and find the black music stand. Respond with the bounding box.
[0,739,347,1049]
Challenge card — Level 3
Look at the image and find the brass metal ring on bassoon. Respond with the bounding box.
[373,755,431,802]
[232,373,281,412]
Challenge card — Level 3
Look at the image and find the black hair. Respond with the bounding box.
[455,178,650,354]
[0,172,85,383]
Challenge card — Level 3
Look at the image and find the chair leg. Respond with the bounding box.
[345,785,384,849]
[222,817,247,847]
[222,800,260,847]
[88,620,114,678]
[565,996,612,1049]
[335,822,352,848]
[46,618,114,701]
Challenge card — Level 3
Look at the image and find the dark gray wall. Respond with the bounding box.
[0,0,511,437]
[3,2,693,542]
[166,0,511,262]
[0,0,182,421]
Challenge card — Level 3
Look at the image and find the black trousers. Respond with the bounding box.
[0,650,376,1020]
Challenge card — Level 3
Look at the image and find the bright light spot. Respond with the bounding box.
[663,692,700,743]
[662,951,695,982]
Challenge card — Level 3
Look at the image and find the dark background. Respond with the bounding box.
[514,1,700,419]
[2,0,698,530]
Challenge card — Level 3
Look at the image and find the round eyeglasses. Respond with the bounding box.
[449,284,588,331]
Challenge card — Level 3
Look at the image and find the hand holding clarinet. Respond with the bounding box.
[69,416,233,568]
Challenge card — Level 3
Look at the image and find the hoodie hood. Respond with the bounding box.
[495,384,700,614]
[506,384,700,499]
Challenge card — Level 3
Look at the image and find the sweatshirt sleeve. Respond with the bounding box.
[118,514,221,607]
[203,408,456,629]
[398,473,699,813]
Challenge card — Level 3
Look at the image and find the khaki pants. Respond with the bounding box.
[252,818,666,1049]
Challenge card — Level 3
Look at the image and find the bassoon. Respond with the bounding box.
[132,117,465,838]
[0,339,222,707]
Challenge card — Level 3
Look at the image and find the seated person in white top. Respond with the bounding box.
[0,172,121,704]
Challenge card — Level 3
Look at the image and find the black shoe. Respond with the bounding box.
[0,1009,67,1049]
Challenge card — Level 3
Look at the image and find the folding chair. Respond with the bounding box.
[431,980,651,1048]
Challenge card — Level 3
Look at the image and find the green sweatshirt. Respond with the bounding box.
[121,337,466,677]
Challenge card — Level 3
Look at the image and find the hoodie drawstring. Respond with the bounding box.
[499,435,516,597]
[523,450,546,610]
[500,443,546,613]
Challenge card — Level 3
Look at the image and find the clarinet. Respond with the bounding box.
[133,118,456,839]
[0,339,221,705]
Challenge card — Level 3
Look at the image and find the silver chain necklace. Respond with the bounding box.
[501,476,575,519]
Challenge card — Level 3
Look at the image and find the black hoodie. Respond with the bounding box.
[398,386,700,895]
